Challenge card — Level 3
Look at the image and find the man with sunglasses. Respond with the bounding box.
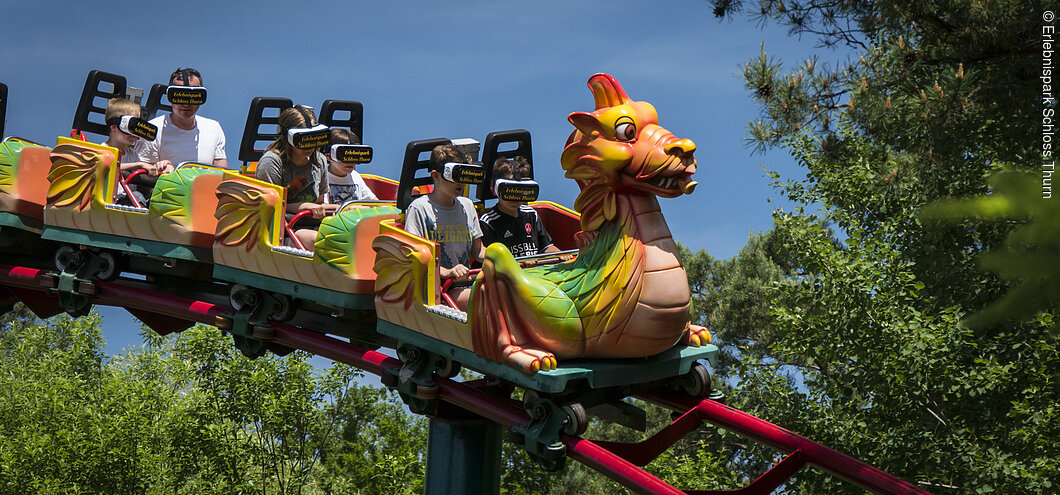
[134,67,227,168]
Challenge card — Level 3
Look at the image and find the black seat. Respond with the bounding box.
[396,137,451,211]
[0,82,7,139]
[142,83,172,121]
[317,100,364,141]
[71,70,128,138]
[237,97,294,167]
[478,129,533,202]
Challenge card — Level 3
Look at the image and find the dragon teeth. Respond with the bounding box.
[652,176,676,189]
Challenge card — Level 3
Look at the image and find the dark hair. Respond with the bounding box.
[264,105,322,165]
[493,156,531,183]
[169,67,203,86]
[430,144,471,173]
[329,128,361,146]
[512,156,531,179]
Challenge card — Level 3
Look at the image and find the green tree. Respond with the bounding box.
[679,0,1060,493]
[0,308,427,495]
[0,310,175,494]
[923,170,1060,329]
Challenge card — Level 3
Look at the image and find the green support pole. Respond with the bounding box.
[425,418,502,495]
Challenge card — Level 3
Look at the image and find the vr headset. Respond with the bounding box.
[330,144,373,164]
[287,124,330,149]
[494,179,540,202]
[166,85,207,105]
[437,162,485,184]
[106,115,158,141]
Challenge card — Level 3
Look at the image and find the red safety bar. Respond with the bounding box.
[119,169,148,209]
[439,267,485,310]
[284,210,314,251]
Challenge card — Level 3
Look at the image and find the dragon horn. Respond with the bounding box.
[587,73,631,109]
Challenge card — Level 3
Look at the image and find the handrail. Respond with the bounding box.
[119,168,149,208]
[284,209,315,251]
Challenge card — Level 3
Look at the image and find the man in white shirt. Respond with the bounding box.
[134,67,227,168]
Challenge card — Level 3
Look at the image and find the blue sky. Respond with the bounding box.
[2,1,851,352]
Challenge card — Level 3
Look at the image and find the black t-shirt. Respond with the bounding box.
[479,205,554,258]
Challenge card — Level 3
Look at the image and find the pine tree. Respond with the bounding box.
[685,1,1059,492]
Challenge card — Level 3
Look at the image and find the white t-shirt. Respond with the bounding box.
[326,169,378,203]
[134,114,226,165]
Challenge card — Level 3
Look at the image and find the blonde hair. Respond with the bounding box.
[264,105,323,165]
[104,98,141,122]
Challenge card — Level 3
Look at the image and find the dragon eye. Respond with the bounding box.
[614,121,636,141]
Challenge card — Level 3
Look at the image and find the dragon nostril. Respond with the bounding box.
[664,138,697,156]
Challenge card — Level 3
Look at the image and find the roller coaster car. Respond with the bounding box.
[372,117,717,417]
[207,96,401,349]
[0,137,58,273]
[38,71,227,290]
[210,171,399,315]
[0,83,52,239]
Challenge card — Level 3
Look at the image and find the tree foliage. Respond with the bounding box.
[0,308,426,495]
[672,0,1060,493]
[923,170,1060,329]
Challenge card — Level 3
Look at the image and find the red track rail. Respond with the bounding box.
[0,264,930,495]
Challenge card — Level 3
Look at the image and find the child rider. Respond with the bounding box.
[479,156,561,260]
[325,128,378,203]
[102,97,168,206]
[403,144,485,310]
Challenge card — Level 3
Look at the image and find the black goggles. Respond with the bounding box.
[166,85,207,105]
[494,179,540,202]
[330,144,373,163]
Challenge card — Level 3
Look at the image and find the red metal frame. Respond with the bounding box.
[0,263,929,495]
[284,210,314,251]
[440,271,478,309]
[633,391,928,495]
[119,168,148,208]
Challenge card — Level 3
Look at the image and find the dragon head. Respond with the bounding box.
[561,74,698,231]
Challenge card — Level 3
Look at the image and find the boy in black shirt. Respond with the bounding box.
[479,157,561,259]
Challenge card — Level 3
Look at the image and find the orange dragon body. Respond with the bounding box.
[468,74,711,372]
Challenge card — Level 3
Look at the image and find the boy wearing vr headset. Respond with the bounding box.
[479,156,561,260]
[404,144,486,309]
[325,128,377,203]
[102,97,166,206]
[134,68,227,168]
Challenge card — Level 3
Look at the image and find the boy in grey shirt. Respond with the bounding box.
[404,144,485,309]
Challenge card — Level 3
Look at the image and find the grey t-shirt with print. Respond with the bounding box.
[405,195,482,269]
[254,150,329,204]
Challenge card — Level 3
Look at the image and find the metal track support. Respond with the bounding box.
[425,418,503,495]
